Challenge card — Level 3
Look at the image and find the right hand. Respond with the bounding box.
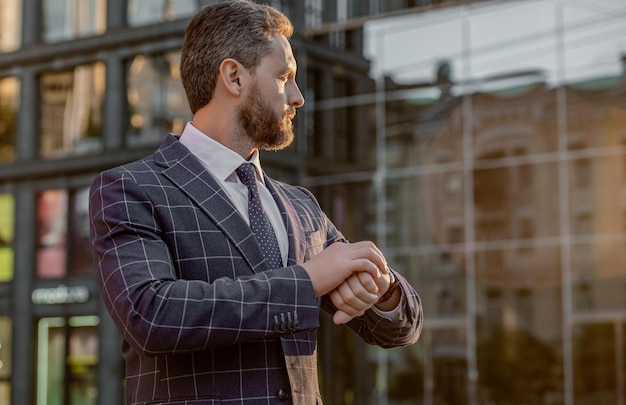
[301,240,388,297]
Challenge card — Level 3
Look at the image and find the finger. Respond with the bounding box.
[333,310,355,325]
[329,288,359,315]
[349,242,388,275]
[356,271,379,294]
[346,274,379,304]
[332,281,375,313]
[351,258,383,279]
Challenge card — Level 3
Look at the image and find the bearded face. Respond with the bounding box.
[237,82,295,151]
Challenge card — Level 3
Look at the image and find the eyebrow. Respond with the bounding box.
[281,62,296,76]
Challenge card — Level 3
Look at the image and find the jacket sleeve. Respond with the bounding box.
[293,186,423,348]
[89,168,320,357]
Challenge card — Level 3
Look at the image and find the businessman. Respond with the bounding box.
[89,1,423,404]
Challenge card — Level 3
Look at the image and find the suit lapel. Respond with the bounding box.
[154,135,267,273]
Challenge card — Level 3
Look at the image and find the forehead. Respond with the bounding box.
[262,36,297,72]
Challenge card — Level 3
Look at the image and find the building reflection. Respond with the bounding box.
[380,53,626,403]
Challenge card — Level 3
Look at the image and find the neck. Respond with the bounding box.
[191,106,256,160]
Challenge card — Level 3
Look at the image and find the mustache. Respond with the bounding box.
[284,108,296,120]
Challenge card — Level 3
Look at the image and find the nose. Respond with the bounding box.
[289,82,305,108]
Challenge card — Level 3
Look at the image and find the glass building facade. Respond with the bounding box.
[0,0,625,404]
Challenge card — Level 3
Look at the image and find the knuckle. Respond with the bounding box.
[344,295,360,307]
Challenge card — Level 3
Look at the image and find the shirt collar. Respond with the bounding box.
[179,122,266,184]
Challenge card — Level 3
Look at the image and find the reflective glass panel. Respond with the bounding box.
[127,0,199,27]
[0,77,19,164]
[37,316,100,405]
[573,323,618,403]
[69,188,92,275]
[37,317,65,405]
[0,317,11,404]
[67,317,99,405]
[0,194,14,282]
[36,188,96,278]
[306,0,626,403]
[42,0,106,43]
[0,0,21,51]
[37,190,68,278]
[40,63,105,159]
[127,52,192,147]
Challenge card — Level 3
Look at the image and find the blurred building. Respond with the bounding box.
[1,0,626,405]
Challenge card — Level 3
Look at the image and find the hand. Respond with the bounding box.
[331,271,394,324]
[330,271,379,324]
[301,241,388,297]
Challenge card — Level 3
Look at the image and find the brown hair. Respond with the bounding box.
[180,0,294,113]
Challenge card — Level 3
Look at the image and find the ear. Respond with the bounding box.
[219,58,244,97]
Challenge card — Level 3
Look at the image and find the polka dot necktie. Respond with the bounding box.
[236,163,283,269]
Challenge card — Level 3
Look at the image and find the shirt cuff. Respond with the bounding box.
[370,301,402,322]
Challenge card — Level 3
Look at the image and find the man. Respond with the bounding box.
[89,1,422,404]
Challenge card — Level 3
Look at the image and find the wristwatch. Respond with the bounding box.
[378,272,401,303]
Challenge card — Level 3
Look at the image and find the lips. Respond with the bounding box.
[284,108,296,120]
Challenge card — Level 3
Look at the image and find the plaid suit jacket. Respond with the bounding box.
[89,135,422,405]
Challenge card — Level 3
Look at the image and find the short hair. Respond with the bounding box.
[180,0,294,113]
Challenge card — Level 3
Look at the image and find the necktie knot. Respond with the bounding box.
[235,163,257,189]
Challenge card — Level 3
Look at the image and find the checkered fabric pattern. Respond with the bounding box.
[89,134,423,405]
[236,163,283,270]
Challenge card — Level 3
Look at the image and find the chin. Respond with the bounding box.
[261,132,294,151]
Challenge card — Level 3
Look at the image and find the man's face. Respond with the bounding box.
[237,36,304,151]
[237,81,295,151]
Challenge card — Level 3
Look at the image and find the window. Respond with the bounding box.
[36,316,100,405]
[36,187,92,279]
[69,188,92,275]
[42,0,106,42]
[127,0,200,26]
[0,0,21,51]
[0,77,19,164]
[39,64,105,159]
[574,158,592,189]
[0,317,11,404]
[517,217,534,254]
[0,194,14,282]
[37,190,67,278]
[447,225,463,244]
[333,76,356,161]
[485,289,504,333]
[574,280,592,311]
[305,0,323,28]
[512,147,533,190]
[573,323,617,403]
[515,289,532,330]
[575,212,591,236]
[127,53,191,146]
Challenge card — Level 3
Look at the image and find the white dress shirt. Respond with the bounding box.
[179,122,288,266]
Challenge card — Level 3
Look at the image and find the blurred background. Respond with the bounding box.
[1,0,625,404]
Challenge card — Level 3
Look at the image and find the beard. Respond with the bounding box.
[237,83,295,151]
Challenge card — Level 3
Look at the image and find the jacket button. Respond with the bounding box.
[276,388,290,400]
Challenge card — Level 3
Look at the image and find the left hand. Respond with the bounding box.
[329,270,393,324]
